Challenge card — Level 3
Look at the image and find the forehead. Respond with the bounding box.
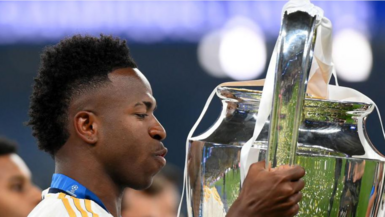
[108,68,152,94]
[70,68,156,113]
[0,154,31,181]
[105,68,155,106]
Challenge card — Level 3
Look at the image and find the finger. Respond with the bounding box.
[277,165,305,181]
[290,178,305,192]
[243,161,267,188]
[277,192,303,210]
[270,164,291,172]
[285,203,300,217]
[275,180,304,201]
[248,160,266,174]
[277,165,291,170]
[288,191,303,204]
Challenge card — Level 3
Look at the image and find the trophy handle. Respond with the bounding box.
[266,11,318,167]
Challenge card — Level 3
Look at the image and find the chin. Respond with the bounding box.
[128,176,154,190]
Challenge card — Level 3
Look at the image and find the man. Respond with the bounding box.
[122,165,181,217]
[28,35,305,217]
[0,136,41,217]
[122,172,179,217]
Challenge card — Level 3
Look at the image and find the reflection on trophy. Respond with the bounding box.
[186,1,385,216]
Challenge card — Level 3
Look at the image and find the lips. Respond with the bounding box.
[153,145,168,167]
[154,146,168,158]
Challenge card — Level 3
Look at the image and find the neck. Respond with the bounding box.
[55,143,123,217]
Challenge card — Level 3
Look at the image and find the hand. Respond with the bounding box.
[226,161,305,217]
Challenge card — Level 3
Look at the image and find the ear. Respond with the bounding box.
[73,111,98,144]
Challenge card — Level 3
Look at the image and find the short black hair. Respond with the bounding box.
[0,136,18,156]
[28,35,137,156]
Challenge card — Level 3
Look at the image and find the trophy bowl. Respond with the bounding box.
[187,87,385,217]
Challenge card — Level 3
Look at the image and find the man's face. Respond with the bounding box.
[157,183,179,217]
[122,189,161,217]
[0,154,41,217]
[90,68,167,189]
[122,184,179,217]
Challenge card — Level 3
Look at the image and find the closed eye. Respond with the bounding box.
[10,183,24,192]
[136,114,148,119]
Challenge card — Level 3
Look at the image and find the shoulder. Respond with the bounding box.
[28,192,112,217]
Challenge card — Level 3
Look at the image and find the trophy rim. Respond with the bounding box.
[217,86,373,108]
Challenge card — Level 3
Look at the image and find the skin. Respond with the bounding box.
[0,154,41,217]
[227,161,305,217]
[55,68,167,217]
[53,66,305,217]
[157,183,179,217]
[122,179,179,217]
[122,189,161,217]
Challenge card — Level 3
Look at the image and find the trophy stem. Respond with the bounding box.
[266,11,317,168]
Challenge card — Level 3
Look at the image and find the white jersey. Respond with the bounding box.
[28,190,113,217]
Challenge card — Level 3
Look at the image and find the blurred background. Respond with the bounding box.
[0,1,384,190]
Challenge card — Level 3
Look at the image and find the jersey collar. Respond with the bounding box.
[50,173,108,212]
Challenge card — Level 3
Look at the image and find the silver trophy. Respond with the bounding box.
[186,5,385,217]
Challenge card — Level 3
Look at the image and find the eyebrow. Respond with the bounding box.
[134,101,157,111]
[9,175,26,183]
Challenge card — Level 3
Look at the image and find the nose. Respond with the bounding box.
[150,116,167,141]
[29,184,42,205]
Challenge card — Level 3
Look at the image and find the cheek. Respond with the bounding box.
[100,118,153,172]
[0,195,14,215]
[103,116,147,142]
[0,190,32,217]
[104,129,148,166]
[116,122,149,154]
